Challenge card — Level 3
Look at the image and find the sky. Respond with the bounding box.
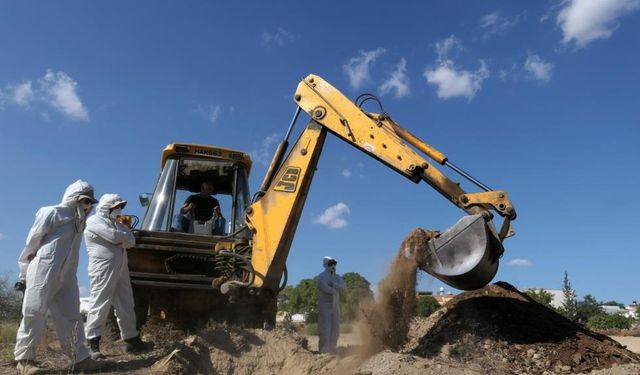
[0,1,639,304]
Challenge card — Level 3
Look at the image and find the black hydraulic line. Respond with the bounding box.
[257,107,302,195]
[444,160,492,192]
[284,107,302,142]
[278,265,288,292]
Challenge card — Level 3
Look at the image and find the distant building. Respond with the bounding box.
[601,305,625,316]
[416,288,455,305]
[291,313,306,323]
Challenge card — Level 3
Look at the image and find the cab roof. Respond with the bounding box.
[161,143,252,175]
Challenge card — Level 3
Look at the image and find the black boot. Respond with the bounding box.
[123,335,154,354]
[87,336,105,360]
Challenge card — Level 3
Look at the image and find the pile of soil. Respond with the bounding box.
[404,282,640,374]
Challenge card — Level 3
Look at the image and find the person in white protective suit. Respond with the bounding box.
[316,256,346,354]
[14,180,104,375]
[84,194,154,359]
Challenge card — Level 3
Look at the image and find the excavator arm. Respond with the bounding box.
[233,74,516,299]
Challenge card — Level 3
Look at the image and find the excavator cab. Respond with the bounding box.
[127,144,258,327]
[140,144,251,236]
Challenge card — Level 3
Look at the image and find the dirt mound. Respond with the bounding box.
[405,282,640,374]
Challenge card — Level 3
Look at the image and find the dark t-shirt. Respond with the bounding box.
[185,194,220,222]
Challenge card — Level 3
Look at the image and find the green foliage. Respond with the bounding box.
[284,278,319,323]
[415,295,440,317]
[305,323,318,336]
[278,272,373,323]
[0,275,22,321]
[340,272,374,321]
[577,294,602,325]
[526,289,554,307]
[586,313,633,330]
[559,271,578,322]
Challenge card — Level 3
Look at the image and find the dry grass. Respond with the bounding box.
[0,320,18,364]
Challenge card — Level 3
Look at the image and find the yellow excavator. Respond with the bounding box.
[127,74,517,327]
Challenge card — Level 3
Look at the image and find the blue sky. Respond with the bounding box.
[1,1,639,304]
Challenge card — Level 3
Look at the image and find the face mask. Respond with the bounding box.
[110,208,122,220]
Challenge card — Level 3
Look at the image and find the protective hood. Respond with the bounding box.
[61,180,96,206]
[96,193,127,217]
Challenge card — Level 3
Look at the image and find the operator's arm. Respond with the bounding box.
[18,207,55,280]
[181,195,197,214]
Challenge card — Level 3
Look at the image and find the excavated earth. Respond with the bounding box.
[2,282,640,374]
[2,231,639,374]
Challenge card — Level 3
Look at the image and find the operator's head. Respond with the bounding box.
[323,256,337,270]
[200,181,215,197]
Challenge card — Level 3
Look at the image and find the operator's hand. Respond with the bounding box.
[187,203,196,212]
[14,280,26,293]
[213,206,223,218]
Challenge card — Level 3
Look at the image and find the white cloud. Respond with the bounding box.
[379,58,410,99]
[523,53,554,82]
[435,35,462,60]
[209,105,221,123]
[261,27,295,48]
[479,11,524,39]
[343,48,386,90]
[39,70,88,121]
[557,0,640,48]
[341,168,352,177]
[425,36,489,100]
[0,232,5,240]
[507,258,532,267]
[9,81,34,106]
[425,60,489,100]
[314,202,350,229]
[1,71,88,121]
[251,133,280,165]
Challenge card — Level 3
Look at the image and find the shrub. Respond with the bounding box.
[587,313,633,330]
[415,295,440,317]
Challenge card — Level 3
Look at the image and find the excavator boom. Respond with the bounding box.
[234,74,517,297]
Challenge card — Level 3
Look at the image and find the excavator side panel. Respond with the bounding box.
[246,123,327,291]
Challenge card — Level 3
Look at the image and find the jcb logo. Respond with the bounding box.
[274,167,301,193]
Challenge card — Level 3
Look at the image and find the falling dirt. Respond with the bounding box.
[357,228,438,356]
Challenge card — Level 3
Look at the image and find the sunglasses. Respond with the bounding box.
[80,198,95,205]
[328,261,337,266]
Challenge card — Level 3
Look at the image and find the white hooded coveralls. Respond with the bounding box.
[317,260,345,353]
[84,194,138,341]
[14,180,93,363]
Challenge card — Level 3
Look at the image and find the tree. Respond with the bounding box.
[277,272,374,323]
[526,289,554,307]
[559,271,578,322]
[577,294,602,325]
[0,274,23,321]
[340,272,374,321]
[415,295,440,317]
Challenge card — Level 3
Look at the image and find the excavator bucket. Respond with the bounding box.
[419,214,503,291]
